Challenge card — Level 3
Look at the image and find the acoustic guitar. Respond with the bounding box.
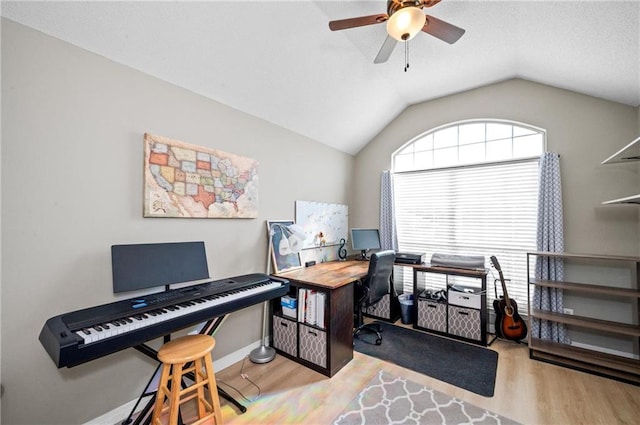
[490,256,527,341]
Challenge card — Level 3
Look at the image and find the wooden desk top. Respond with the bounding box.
[275,260,369,289]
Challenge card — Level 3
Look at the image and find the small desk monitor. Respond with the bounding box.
[351,228,381,260]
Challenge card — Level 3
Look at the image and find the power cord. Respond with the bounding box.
[217,356,261,403]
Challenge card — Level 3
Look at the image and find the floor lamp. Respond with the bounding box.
[249,223,304,363]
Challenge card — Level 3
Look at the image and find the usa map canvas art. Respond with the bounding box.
[143,133,258,218]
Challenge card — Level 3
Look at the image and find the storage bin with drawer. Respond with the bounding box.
[272,315,297,357]
[417,299,447,332]
[298,323,327,368]
[447,287,482,341]
[364,293,401,322]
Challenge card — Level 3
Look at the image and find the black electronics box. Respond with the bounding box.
[395,252,426,265]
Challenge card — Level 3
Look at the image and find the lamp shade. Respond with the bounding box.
[276,223,305,255]
[278,237,292,255]
[386,7,426,41]
[284,224,305,254]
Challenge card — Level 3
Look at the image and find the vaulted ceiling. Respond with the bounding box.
[3,1,639,155]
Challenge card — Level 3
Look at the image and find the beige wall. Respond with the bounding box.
[352,79,640,257]
[1,19,353,424]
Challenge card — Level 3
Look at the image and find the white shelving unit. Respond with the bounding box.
[602,194,640,205]
[602,136,640,205]
[602,136,640,164]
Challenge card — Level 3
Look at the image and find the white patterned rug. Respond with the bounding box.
[333,371,520,425]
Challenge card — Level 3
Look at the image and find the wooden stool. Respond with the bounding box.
[151,334,223,425]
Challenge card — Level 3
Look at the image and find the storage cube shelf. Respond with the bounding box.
[409,265,488,346]
[270,273,354,377]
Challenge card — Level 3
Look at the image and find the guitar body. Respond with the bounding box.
[493,297,527,340]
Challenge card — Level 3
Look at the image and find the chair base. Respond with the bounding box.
[354,322,382,345]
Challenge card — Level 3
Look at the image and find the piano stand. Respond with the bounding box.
[219,387,248,414]
[121,316,246,425]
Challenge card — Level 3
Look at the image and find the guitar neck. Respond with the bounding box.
[497,269,511,304]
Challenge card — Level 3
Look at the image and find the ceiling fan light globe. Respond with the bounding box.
[386,7,426,41]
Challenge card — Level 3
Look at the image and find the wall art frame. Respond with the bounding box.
[267,220,303,274]
[143,133,259,218]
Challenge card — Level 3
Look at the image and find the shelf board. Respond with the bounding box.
[530,308,640,337]
[601,136,640,164]
[528,251,640,262]
[602,194,640,205]
[529,278,640,298]
[529,337,640,376]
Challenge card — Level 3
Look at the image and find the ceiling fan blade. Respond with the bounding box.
[374,36,398,64]
[329,14,388,31]
[422,14,466,44]
[423,0,443,7]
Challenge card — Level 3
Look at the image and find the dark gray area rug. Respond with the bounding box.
[354,322,498,397]
[333,370,520,425]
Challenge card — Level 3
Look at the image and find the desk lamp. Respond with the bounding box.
[250,223,305,363]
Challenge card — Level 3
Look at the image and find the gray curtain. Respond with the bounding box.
[531,152,569,343]
[379,170,398,251]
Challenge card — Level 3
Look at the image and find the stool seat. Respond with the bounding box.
[158,334,216,364]
[152,334,223,425]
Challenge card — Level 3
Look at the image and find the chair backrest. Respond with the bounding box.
[363,250,395,307]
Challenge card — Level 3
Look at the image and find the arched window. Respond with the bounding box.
[391,120,545,311]
[393,120,545,172]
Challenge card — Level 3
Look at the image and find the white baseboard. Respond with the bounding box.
[84,340,262,425]
[84,399,139,425]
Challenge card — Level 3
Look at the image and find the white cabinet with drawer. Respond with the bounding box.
[448,289,482,309]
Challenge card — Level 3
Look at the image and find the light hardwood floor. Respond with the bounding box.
[208,334,640,425]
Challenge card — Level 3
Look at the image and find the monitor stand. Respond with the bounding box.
[358,250,369,261]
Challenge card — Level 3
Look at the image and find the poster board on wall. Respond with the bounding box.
[295,201,348,249]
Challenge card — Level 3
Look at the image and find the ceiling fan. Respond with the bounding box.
[328,0,465,64]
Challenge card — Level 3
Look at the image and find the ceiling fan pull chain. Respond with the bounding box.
[404,41,410,72]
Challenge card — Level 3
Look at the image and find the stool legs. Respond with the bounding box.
[195,357,207,419]
[151,364,173,425]
[169,362,184,425]
[151,354,222,425]
[202,352,222,424]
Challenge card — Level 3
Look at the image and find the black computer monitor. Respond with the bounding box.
[350,228,381,260]
[111,241,209,293]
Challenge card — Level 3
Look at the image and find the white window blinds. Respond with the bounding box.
[393,159,539,308]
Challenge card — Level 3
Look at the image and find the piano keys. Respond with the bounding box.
[39,273,289,368]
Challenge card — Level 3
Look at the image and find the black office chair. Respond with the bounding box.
[354,250,395,345]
